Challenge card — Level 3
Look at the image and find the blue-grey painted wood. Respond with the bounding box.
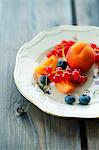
[75,0,99,26]
[85,120,99,150]
[0,0,81,150]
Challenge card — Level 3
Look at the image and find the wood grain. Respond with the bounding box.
[75,0,99,26]
[0,0,81,150]
[85,120,99,150]
[75,0,99,150]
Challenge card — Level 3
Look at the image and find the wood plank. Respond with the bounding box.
[34,0,72,30]
[84,120,99,150]
[0,0,81,150]
[29,107,81,150]
[0,0,72,51]
[75,0,99,150]
[75,0,99,26]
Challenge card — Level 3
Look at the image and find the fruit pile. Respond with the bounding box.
[35,40,99,105]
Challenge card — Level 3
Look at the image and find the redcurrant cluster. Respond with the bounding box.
[47,40,75,58]
[45,66,87,84]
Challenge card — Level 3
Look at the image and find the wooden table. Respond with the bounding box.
[0,0,99,150]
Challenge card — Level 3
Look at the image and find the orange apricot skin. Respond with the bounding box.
[56,81,76,94]
[35,55,58,75]
[66,42,95,72]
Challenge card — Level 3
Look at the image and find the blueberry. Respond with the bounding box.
[65,95,75,104]
[40,75,50,85]
[57,60,67,70]
[79,94,91,105]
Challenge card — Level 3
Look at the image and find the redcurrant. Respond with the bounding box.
[64,45,70,55]
[61,40,68,46]
[79,76,87,84]
[52,74,62,83]
[55,44,62,49]
[62,71,72,81]
[45,66,53,74]
[56,67,62,71]
[48,73,55,80]
[90,43,96,49]
[68,41,75,46]
[72,70,80,80]
[47,52,52,58]
[51,49,57,56]
[95,53,99,63]
[56,67,63,75]
[57,48,62,57]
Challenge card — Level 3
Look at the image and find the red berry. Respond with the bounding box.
[57,48,62,57]
[68,41,75,46]
[56,67,62,71]
[48,73,55,80]
[69,77,78,84]
[79,76,87,84]
[90,43,96,49]
[55,44,62,49]
[47,52,52,58]
[51,49,57,56]
[64,45,70,55]
[61,40,68,46]
[57,70,63,75]
[56,67,63,75]
[45,66,53,74]
[62,43,68,47]
[95,53,99,63]
[52,74,62,83]
[62,71,72,81]
[72,70,80,80]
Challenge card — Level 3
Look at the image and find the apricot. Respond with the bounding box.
[66,42,95,72]
[56,81,76,94]
[35,55,58,75]
[34,71,41,80]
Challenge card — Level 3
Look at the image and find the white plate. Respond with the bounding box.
[14,25,99,118]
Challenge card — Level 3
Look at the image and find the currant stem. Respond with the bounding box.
[62,44,66,60]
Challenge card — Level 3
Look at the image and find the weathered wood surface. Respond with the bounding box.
[0,0,81,150]
[75,0,99,26]
[0,0,99,149]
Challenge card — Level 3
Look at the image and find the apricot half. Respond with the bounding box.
[66,42,95,72]
[35,55,58,75]
[56,81,76,94]
[34,71,41,80]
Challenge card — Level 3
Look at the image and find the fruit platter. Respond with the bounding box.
[14,25,99,118]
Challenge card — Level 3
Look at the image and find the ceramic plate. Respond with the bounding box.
[14,25,99,118]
